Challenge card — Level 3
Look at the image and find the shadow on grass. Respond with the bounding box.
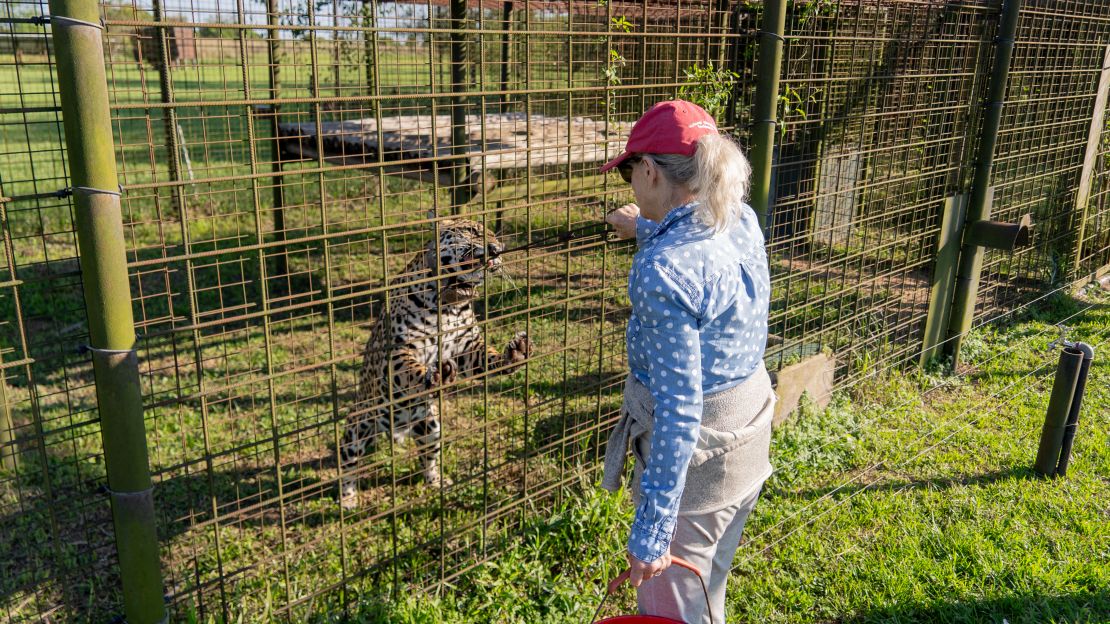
[843,589,1110,623]
[0,453,123,621]
[781,466,1039,503]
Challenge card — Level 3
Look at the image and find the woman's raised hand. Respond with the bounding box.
[606,203,641,240]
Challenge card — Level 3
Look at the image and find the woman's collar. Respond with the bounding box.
[643,200,699,243]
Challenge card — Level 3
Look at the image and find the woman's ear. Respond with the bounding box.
[642,156,658,187]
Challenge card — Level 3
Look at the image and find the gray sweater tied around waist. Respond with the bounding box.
[601,362,776,515]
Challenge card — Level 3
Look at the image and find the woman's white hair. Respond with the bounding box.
[647,133,752,233]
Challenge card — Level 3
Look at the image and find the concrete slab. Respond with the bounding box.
[772,353,836,427]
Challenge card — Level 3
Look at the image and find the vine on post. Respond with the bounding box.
[678,63,739,121]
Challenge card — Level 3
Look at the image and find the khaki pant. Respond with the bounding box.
[636,486,762,624]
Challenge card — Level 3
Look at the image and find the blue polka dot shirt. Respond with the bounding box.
[625,200,771,563]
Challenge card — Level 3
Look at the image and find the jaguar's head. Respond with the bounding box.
[431,218,504,304]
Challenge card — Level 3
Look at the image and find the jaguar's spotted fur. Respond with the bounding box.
[339,219,531,508]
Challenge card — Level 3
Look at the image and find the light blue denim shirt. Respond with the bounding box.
[625,200,771,562]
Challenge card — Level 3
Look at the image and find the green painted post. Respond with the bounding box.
[944,0,1023,367]
[748,0,787,230]
[1056,342,1094,477]
[921,194,968,367]
[1034,346,1083,477]
[46,2,166,622]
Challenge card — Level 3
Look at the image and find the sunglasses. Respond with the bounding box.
[616,155,643,183]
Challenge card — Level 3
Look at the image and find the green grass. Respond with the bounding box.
[345,289,1110,624]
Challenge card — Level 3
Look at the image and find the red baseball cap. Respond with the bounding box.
[599,99,719,173]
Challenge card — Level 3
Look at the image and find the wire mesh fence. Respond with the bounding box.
[981,0,1110,312]
[1,1,124,621]
[765,0,996,379]
[1,0,1109,621]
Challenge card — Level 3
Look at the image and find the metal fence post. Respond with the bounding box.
[267,0,288,282]
[921,194,969,367]
[1034,346,1083,476]
[500,0,513,111]
[45,1,166,622]
[1071,45,1110,276]
[944,0,1023,367]
[450,0,471,212]
[1055,342,1094,477]
[748,0,787,231]
[150,0,188,230]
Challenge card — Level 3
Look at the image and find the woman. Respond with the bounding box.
[600,100,775,624]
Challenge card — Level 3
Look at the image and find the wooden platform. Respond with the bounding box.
[278,113,634,191]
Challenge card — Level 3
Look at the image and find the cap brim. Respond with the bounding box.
[599,151,632,174]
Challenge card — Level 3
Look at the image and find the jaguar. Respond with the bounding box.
[339,218,531,508]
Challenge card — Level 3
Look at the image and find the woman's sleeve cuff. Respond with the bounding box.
[627,514,676,562]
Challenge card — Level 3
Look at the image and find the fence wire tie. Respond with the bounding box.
[77,332,144,355]
[79,344,138,356]
[98,484,154,498]
[55,185,125,199]
[757,30,786,43]
[74,185,124,197]
[40,15,106,31]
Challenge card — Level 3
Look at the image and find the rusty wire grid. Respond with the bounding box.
[1,0,1110,621]
[765,0,998,379]
[1,0,126,621]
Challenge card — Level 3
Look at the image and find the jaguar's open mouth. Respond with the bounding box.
[441,249,502,303]
[444,265,495,302]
